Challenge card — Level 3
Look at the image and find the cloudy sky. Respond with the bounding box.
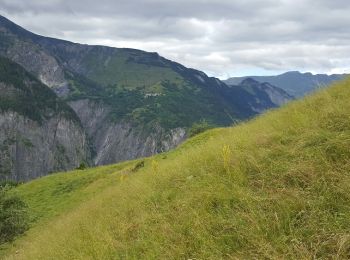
[1,0,350,78]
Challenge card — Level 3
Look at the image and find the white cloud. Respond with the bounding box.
[1,0,349,78]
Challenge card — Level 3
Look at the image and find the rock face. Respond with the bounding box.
[0,112,89,182]
[6,41,68,89]
[0,57,90,182]
[69,99,186,165]
[237,78,293,112]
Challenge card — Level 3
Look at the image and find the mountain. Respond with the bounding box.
[2,78,350,259]
[230,78,294,112]
[0,15,291,180]
[225,71,347,97]
[0,56,90,181]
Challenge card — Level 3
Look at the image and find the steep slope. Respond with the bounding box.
[2,78,350,259]
[229,78,294,113]
[225,71,347,97]
[0,57,90,182]
[0,15,291,166]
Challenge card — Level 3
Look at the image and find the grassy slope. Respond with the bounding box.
[2,79,350,259]
[81,50,183,90]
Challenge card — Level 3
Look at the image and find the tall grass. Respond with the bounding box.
[3,78,350,259]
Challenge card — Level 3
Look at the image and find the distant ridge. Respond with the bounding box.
[224,71,347,97]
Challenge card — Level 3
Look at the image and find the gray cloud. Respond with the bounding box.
[1,0,349,78]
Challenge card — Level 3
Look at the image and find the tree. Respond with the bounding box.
[189,120,214,137]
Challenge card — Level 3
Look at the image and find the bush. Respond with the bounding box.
[76,162,87,170]
[0,186,29,244]
[0,180,19,189]
[189,120,215,137]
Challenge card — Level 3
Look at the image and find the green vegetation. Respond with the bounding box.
[0,186,28,244]
[66,74,237,130]
[0,56,79,124]
[58,48,245,131]
[189,119,216,137]
[81,49,183,90]
[1,79,350,259]
[76,163,87,170]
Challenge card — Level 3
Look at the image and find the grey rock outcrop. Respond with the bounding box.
[6,41,68,90]
[0,111,89,182]
[69,99,186,165]
[0,57,90,182]
[240,78,293,106]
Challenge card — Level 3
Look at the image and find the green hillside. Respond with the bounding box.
[50,45,248,130]
[2,78,350,259]
[0,14,290,132]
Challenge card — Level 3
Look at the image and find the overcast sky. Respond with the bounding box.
[1,0,349,78]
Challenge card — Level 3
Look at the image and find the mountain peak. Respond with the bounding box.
[0,14,37,40]
[281,71,301,75]
[240,77,260,86]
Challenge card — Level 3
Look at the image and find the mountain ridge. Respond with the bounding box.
[224,71,347,97]
[0,15,293,181]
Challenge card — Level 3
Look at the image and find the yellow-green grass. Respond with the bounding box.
[3,78,350,259]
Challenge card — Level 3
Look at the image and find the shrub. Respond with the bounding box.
[0,180,19,189]
[132,161,145,172]
[0,186,29,244]
[189,120,214,137]
[76,162,87,170]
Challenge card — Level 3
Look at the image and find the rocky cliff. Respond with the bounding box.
[0,112,89,182]
[69,99,186,165]
[236,78,293,112]
[0,57,90,181]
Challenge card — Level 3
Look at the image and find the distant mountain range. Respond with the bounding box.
[224,71,347,97]
[235,78,293,111]
[0,15,291,181]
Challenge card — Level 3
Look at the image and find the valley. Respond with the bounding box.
[0,15,292,181]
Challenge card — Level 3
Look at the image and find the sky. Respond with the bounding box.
[1,0,350,79]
